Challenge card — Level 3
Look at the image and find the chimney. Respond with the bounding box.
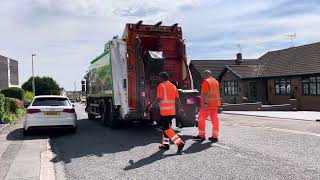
[235,53,243,65]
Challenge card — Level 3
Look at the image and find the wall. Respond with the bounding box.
[220,70,243,103]
[0,56,9,89]
[267,76,320,111]
[9,59,19,86]
[189,64,201,91]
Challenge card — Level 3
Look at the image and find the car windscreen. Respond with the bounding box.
[32,97,71,106]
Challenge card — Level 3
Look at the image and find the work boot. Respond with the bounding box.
[159,144,170,150]
[193,135,205,141]
[208,137,218,143]
[177,142,185,153]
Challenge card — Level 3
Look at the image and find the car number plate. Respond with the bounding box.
[44,112,60,116]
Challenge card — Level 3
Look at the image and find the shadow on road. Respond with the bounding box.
[6,127,75,141]
[6,118,215,171]
[49,118,162,164]
[123,135,214,171]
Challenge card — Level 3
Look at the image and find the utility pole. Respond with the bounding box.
[74,81,76,102]
[32,54,36,96]
[237,44,243,53]
[286,33,296,47]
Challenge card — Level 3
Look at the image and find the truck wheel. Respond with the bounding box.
[88,113,95,120]
[106,99,120,129]
[100,101,108,127]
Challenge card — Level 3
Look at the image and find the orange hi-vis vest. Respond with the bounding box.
[201,77,221,109]
[157,81,179,116]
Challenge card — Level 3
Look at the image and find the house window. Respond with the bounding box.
[302,76,320,95]
[224,81,239,95]
[275,78,291,95]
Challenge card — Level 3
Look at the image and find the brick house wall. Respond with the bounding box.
[267,76,320,111]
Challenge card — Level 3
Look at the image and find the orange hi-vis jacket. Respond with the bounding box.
[201,77,221,109]
[157,81,179,116]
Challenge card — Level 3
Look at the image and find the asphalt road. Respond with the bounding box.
[50,104,320,180]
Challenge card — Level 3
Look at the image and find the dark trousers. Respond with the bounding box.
[161,116,175,138]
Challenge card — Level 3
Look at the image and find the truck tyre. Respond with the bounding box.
[88,113,95,120]
[106,99,120,129]
[100,101,108,127]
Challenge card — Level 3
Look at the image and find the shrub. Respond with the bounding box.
[24,91,33,101]
[5,97,19,114]
[16,99,24,108]
[0,94,5,121]
[2,113,16,124]
[1,87,25,100]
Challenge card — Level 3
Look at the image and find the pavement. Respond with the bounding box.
[48,104,320,180]
[222,111,320,121]
[0,116,55,180]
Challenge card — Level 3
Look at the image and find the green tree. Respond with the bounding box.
[22,76,61,96]
[24,91,33,101]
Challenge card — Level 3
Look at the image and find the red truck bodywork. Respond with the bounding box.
[123,22,193,117]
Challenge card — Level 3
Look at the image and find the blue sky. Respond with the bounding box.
[0,0,319,90]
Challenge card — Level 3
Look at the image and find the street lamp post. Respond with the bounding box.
[32,54,36,96]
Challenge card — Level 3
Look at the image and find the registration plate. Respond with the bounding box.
[44,112,60,116]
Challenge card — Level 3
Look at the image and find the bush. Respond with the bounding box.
[16,99,24,108]
[0,94,5,121]
[2,112,16,124]
[24,91,33,101]
[1,87,25,100]
[5,97,19,114]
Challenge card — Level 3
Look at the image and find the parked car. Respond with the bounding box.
[23,95,77,135]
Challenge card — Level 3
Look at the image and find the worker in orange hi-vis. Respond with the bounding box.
[194,70,221,143]
[148,72,185,153]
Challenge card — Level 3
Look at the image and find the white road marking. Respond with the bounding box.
[212,143,232,150]
[223,122,320,137]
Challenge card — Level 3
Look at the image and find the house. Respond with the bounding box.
[189,53,258,90]
[0,55,19,90]
[218,42,320,111]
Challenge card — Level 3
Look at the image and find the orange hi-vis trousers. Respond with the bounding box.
[164,128,183,145]
[198,108,219,138]
[161,116,183,146]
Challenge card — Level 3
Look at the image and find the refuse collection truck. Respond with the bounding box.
[82,21,199,128]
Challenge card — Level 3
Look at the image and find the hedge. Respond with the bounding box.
[5,97,19,114]
[0,94,5,121]
[1,87,25,100]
